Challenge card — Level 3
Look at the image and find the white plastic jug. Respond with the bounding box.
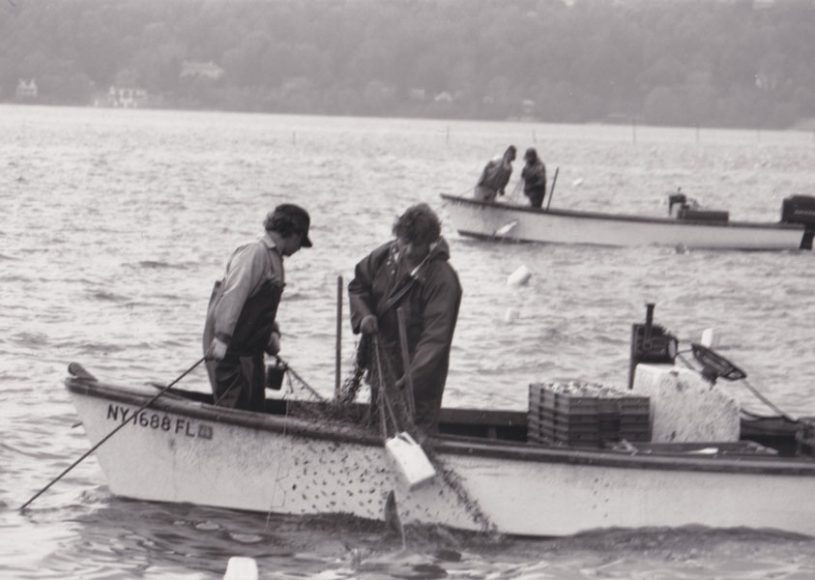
[385,431,437,490]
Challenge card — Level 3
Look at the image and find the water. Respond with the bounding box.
[2,104,815,578]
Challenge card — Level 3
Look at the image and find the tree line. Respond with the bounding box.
[1,0,815,129]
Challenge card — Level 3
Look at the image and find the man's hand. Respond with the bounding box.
[360,314,378,335]
[207,337,228,361]
[266,330,281,355]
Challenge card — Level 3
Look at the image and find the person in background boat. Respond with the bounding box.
[203,204,312,412]
[473,145,516,202]
[521,147,547,209]
[348,203,462,433]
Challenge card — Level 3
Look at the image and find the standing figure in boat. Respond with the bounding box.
[521,147,547,209]
[348,203,462,433]
[203,204,313,411]
[474,145,516,202]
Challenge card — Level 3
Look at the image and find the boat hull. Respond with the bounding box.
[68,378,815,537]
[441,194,809,251]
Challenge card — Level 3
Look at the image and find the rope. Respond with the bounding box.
[21,357,206,511]
[677,352,796,423]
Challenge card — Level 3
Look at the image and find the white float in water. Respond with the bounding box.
[700,328,717,347]
[224,557,258,580]
[507,265,531,287]
[572,178,584,187]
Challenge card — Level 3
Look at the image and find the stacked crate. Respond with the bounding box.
[528,381,651,447]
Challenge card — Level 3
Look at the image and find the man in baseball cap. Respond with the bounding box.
[264,203,312,249]
[203,203,312,411]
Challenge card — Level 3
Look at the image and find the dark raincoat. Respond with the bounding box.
[348,237,462,432]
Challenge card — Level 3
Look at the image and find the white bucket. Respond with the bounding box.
[385,431,437,490]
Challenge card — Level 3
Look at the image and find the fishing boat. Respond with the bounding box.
[440,192,815,251]
[64,307,815,538]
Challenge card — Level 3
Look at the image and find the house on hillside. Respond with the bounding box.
[103,86,149,108]
[180,60,225,81]
[16,79,38,100]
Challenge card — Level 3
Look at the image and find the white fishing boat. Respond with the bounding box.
[64,307,815,538]
[440,192,815,251]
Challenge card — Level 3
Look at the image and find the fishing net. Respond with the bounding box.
[280,335,414,440]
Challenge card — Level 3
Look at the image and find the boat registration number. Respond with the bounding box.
[106,404,213,440]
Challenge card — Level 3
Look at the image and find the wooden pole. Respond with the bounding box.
[396,306,416,416]
[545,166,560,212]
[335,275,342,400]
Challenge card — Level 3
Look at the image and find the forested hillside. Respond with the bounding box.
[1,0,815,128]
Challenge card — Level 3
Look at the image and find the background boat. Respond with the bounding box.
[441,193,815,251]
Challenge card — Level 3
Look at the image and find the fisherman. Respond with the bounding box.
[348,203,462,433]
[521,147,547,209]
[474,145,516,202]
[203,204,312,412]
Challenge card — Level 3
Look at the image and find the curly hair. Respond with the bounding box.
[392,203,441,246]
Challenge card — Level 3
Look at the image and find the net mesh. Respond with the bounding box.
[281,336,414,439]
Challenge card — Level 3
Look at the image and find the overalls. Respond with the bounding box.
[206,270,283,412]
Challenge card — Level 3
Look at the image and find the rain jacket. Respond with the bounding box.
[348,237,462,431]
[522,159,547,208]
[474,154,514,202]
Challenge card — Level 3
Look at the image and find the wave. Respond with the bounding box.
[11,331,49,346]
[125,260,195,270]
[88,290,129,302]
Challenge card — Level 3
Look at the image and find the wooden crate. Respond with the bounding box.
[528,382,651,446]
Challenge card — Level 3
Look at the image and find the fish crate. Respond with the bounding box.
[528,382,651,446]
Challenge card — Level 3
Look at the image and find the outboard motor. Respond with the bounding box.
[781,194,815,249]
[627,303,678,390]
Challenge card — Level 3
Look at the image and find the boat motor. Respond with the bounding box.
[780,194,815,250]
[627,303,678,390]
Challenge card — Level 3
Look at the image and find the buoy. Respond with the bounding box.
[507,265,531,287]
[223,557,258,580]
[572,178,584,187]
[700,328,717,348]
[504,308,519,323]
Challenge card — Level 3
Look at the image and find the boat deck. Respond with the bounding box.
[164,386,810,459]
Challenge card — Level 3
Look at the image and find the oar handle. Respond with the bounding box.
[20,356,206,511]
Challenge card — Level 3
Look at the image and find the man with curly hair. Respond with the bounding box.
[349,203,462,433]
[203,204,312,411]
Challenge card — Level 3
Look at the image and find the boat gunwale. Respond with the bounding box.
[65,377,383,447]
[66,376,815,477]
[440,194,804,231]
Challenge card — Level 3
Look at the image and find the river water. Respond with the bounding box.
[2,105,815,578]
